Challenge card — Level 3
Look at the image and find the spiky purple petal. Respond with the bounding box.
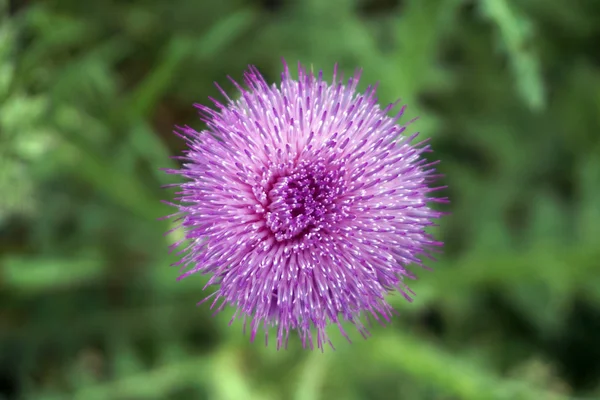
[165,61,446,350]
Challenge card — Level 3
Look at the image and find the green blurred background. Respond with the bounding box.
[1,0,600,399]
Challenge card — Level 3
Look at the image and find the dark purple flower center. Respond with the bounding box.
[265,160,345,242]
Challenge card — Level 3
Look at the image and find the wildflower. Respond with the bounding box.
[165,61,446,350]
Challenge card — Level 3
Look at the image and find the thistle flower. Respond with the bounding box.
[165,61,446,350]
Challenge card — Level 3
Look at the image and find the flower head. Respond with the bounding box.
[165,61,446,350]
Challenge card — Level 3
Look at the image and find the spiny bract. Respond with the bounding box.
[164,61,446,350]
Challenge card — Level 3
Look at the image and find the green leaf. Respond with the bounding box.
[123,9,257,122]
[293,351,329,400]
[3,252,104,293]
[480,0,546,111]
[365,333,570,400]
[72,357,211,400]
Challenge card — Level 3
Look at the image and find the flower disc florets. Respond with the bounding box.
[165,61,446,350]
[264,158,347,242]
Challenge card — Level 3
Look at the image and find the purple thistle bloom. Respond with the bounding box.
[164,61,446,350]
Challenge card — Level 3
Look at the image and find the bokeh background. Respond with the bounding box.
[2,0,600,399]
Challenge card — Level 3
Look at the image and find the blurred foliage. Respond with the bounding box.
[1,0,600,399]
